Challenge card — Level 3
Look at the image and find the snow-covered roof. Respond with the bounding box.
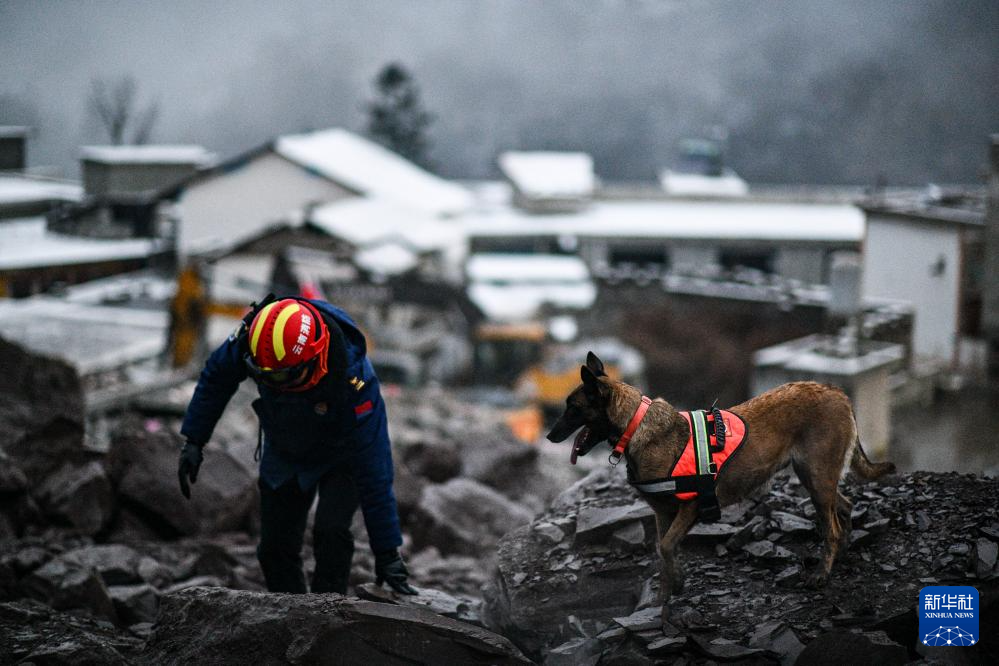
[0,218,160,270]
[468,283,596,322]
[466,253,591,283]
[0,126,31,138]
[466,253,596,321]
[465,200,864,243]
[355,243,419,276]
[80,145,214,166]
[275,129,473,216]
[309,197,461,254]
[659,169,749,198]
[0,297,167,374]
[0,176,83,206]
[499,151,595,200]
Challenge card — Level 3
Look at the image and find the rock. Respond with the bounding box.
[690,633,765,660]
[108,419,256,537]
[105,505,164,543]
[109,583,159,625]
[0,599,141,664]
[458,429,539,496]
[974,538,998,577]
[771,510,816,535]
[687,521,740,543]
[574,500,654,546]
[533,521,566,544]
[356,582,483,626]
[742,539,794,560]
[410,478,533,558]
[749,621,805,666]
[3,545,52,576]
[162,575,225,595]
[850,529,873,547]
[726,514,767,548]
[21,556,118,623]
[390,462,426,525]
[486,522,653,656]
[545,637,603,666]
[863,518,890,535]
[647,635,687,654]
[402,441,462,483]
[612,606,662,632]
[140,586,531,665]
[36,462,114,535]
[488,466,999,662]
[0,336,87,483]
[611,521,645,548]
[634,576,658,611]
[794,629,907,665]
[63,544,142,586]
[137,556,173,588]
[0,450,28,493]
[775,564,803,587]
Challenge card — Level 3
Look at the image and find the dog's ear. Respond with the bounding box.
[586,351,607,377]
[581,365,608,400]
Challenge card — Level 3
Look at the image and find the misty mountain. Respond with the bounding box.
[1,0,996,185]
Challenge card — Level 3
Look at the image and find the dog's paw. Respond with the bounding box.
[806,570,830,589]
[660,604,670,626]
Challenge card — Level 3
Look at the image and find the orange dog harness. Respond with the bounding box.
[628,408,749,521]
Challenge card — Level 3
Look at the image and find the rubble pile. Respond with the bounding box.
[4,335,998,664]
[485,465,999,663]
[0,338,561,662]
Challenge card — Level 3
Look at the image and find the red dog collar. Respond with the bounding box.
[609,395,652,465]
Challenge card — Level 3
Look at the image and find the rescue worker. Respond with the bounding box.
[177,295,416,596]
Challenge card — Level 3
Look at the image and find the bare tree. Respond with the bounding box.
[88,75,159,145]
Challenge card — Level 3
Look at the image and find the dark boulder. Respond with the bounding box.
[36,461,114,535]
[0,598,141,665]
[794,629,907,666]
[402,440,463,483]
[21,555,118,623]
[139,586,531,665]
[107,418,256,537]
[409,478,534,559]
[0,336,87,482]
[62,544,143,586]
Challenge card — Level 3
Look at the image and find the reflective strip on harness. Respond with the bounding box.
[690,410,712,476]
[633,479,676,494]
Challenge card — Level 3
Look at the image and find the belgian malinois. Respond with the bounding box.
[546,352,895,623]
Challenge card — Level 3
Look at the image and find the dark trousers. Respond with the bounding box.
[256,468,359,594]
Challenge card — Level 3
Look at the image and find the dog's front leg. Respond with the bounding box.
[657,502,699,625]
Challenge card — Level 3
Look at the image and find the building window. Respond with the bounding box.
[719,249,774,273]
[608,246,670,268]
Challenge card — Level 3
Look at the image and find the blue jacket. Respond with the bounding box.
[180,299,402,554]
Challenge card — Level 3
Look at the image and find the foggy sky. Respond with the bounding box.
[1,0,997,185]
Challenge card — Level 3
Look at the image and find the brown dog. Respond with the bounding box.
[546,352,895,622]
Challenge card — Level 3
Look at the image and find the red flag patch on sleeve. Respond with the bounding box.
[354,400,373,416]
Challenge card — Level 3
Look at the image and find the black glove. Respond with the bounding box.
[375,549,417,595]
[177,440,204,500]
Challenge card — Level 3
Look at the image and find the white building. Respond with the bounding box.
[498,151,595,213]
[172,128,472,256]
[464,253,596,322]
[466,195,865,285]
[861,194,985,368]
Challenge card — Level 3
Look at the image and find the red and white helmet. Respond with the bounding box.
[245,298,328,391]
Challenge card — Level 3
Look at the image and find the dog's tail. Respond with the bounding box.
[849,438,896,480]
